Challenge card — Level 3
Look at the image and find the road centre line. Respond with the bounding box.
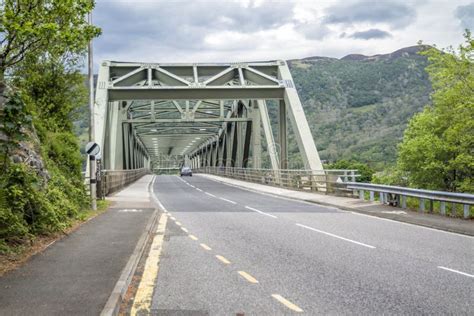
[238,271,259,284]
[245,206,278,219]
[271,294,303,313]
[181,227,188,233]
[205,192,216,198]
[216,255,231,264]
[175,221,182,226]
[196,188,203,192]
[170,216,176,221]
[200,243,212,251]
[189,234,198,241]
[296,223,376,249]
[219,197,237,204]
[438,266,474,278]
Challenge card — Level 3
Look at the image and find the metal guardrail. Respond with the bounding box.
[347,182,474,219]
[195,167,359,194]
[98,168,149,197]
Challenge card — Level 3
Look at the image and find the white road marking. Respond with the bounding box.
[219,197,237,204]
[202,175,474,239]
[181,227,188,233]
[296,223,376,249]
[205,192,216,198]
[216,255,231,264]
[245,206,278,219]
[438,266,474,278]
[196,188,203,192]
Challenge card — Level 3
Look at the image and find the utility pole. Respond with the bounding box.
[88,9,97,211]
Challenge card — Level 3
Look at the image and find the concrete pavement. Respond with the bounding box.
[148,175,473,315]
[0,175,157,316]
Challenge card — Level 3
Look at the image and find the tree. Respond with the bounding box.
[397,32,474,192]
[0,0,100,95]
[325,159,374,182]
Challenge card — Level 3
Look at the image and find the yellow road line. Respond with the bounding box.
[237,271,259,284]
[131,214,168,315]
[189,234,198,241]
[181,227,188,233]
[200,243,212,250]
[216,255,231,265]
[175,221,182,226]
[271,294,303,312]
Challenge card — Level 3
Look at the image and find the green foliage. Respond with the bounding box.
[287,48,432,169]
[0,0,101,70]
[397,33,474,192]
[0,1,101,251]
[0,89,32,167]
[325,160,375,182]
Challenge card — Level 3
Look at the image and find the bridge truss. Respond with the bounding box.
[94,60,323,171]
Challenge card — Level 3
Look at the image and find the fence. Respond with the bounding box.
[347,182,474,219]
[195,167,359,195]
[98,168,149,197]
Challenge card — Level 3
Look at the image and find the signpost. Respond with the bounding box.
[86,141,100,210]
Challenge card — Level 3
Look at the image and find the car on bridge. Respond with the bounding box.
[180,166,192,177]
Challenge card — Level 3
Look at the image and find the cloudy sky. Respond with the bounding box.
[93,0,474,64]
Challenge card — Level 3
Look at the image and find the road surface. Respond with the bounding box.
[149,175,473,315]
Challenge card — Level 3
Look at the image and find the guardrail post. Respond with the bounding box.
[419,198,425,213]
[359,190,364,200]
[369,191,374,202]
[379,192,384,204]
[440,201,446,215]
[464,204,470,219]
[401,195,407,209]
[350,170,355,182]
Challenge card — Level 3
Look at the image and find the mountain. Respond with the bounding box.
[284,45,432,169]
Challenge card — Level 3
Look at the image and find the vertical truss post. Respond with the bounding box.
[278,61,323,171]
[226,123,234,167]
[250,100,262,168]
[212,137,218,167]
[257,100,279,171]
[279,100,288,169]
[242,119,252,168]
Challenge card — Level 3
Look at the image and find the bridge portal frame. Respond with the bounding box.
[93,60,323,171]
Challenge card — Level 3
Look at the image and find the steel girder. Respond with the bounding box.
[94,60,323,171]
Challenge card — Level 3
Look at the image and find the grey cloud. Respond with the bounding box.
[347,28,393,40]
[456,3,474,30]
[94,0,296,56]
[295,22,330,40]
[324,1,416,29]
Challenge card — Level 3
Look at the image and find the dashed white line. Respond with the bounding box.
[245,206,278,219]
[296,223,376,249]
[196,188,203,192]
[271,294,303,313]
[219,197,237,205]
[438,266,474,278]
[205,192,216,198]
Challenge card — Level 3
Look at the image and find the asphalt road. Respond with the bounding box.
[151,175,473,315]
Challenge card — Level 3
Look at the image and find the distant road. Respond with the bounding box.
[150,175,473,314]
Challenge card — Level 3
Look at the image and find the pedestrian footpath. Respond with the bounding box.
[0,175,157,316]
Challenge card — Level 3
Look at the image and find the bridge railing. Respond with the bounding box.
[195,167,359,195]
[98,168,149,197]
[347,182,474,219]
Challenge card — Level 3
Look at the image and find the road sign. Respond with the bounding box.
[85,142,100,157]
